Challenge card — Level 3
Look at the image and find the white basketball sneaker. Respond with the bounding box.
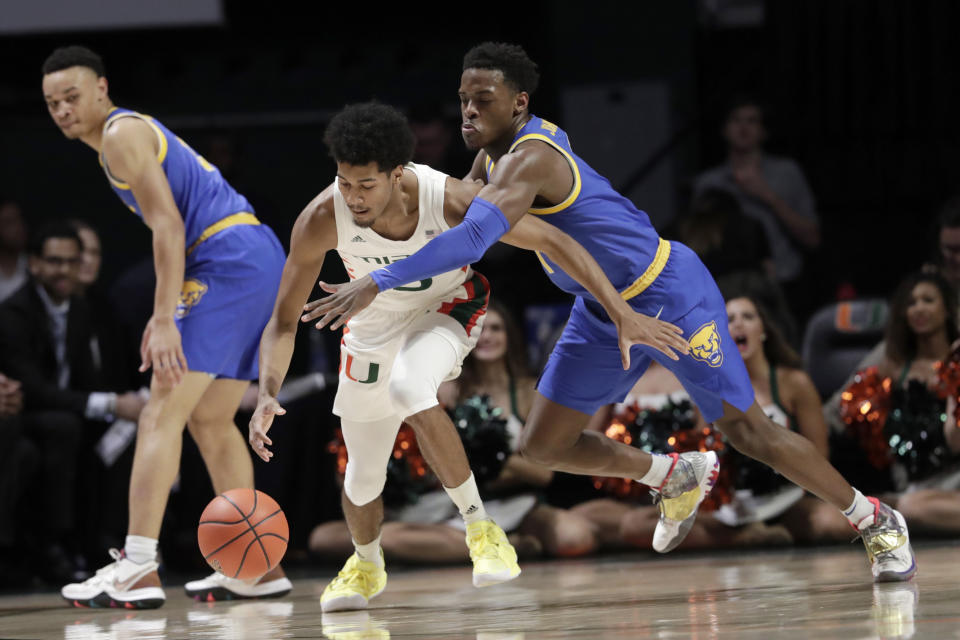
[61,548,165,609]
[184,565,292,602]
[651,451,720,553]
[857,498,917,582]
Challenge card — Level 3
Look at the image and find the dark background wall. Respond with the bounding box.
[2,0,957,308]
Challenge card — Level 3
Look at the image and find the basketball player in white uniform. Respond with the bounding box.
[251,103,650,612]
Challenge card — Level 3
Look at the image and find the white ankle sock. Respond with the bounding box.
[444,473,488,525]
[124,535,158,564]
[843,489,876,528]
[353,534,383,567]
[638,453,675,488]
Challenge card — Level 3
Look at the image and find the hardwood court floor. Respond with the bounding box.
[0,542,956,639]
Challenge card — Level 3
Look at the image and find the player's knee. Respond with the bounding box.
[518,429,559,466]
[387,373,435,419]
[187,415,236,450]
[343,460,387,507]
[715,416,770,462]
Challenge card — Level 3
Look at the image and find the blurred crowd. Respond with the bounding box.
[1,94,958,590]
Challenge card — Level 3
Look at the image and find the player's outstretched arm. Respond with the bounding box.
[250,189,336,461]
[502,215,689,368]
[102,118,187,388]
[301,149,546,330]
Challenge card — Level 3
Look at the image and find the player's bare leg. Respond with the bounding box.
[129,371,215,537]
[184,378,292,601]
[710,400,915,581]
[404,404,521,587]
[188,378,254,496]
[62,371,213,608]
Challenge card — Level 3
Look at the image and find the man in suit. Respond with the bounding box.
[0,222,145,582]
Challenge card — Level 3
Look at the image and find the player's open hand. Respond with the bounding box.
[139,315,188,387]
[249,395,286,462]
[301,274,380,330]
[613,311,689,369]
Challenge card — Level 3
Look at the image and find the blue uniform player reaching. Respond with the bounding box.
[42,46,290,608]
[306,43,916,583]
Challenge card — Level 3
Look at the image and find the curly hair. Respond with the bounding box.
[885,270,960,363]
[463,42,540,95]
[323,103,415,173]
[42,45,105,77]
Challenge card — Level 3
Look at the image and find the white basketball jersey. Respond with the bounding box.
[333,162,472,312]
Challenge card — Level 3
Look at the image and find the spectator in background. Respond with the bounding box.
[679,187,774,281]
[408,102,472,177]
[934,195,960,298]
[825,271,960,536]
[68,219,102,296]
[0,222,145,581]
[693,96,820,299]
[823,197,960,435]
[0,199,29,303]
[0,370,38,587]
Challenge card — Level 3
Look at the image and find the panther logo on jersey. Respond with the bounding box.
[176,279,208,318]
[689,321,723,368]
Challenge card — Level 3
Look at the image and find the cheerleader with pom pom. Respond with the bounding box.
[831,271,960,536]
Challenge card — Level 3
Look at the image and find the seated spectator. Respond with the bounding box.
[0,222,146,581]
[67,219,101,297]
[0,198,29,303]
[678,187,774,281]
[826,271,960,536]
[694,95,820,314]
[824,198,960,441]
[0,371,38,587]
[933,195,960,298]
[309,300,597,562]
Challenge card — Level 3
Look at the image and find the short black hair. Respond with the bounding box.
[42,45,105,77]
[29,221,82,256]
[463,42,539,95]
[323,102,415,173]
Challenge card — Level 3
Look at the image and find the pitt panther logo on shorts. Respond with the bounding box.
[689,321,724,368]
[176,279,208,318]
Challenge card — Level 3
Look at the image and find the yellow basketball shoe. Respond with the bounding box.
[466,519,521,587]
[320,552,387,613]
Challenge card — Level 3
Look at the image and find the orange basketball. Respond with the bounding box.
[197,488,289,581]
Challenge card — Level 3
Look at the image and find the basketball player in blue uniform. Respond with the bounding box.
[42,46,291,608]
[305,43,916,582]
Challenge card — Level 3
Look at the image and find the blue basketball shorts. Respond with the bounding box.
[174,223,285,380]
[536,242,755,422]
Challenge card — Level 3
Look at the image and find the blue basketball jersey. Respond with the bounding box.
[485,115,665,305]
[98,107,256,257]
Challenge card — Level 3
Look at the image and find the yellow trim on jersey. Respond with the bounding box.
[619,238,670,301]
[186,212,260,256]
[535,250,554,274]
[509,133,582,215]
[100,111,169,190]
